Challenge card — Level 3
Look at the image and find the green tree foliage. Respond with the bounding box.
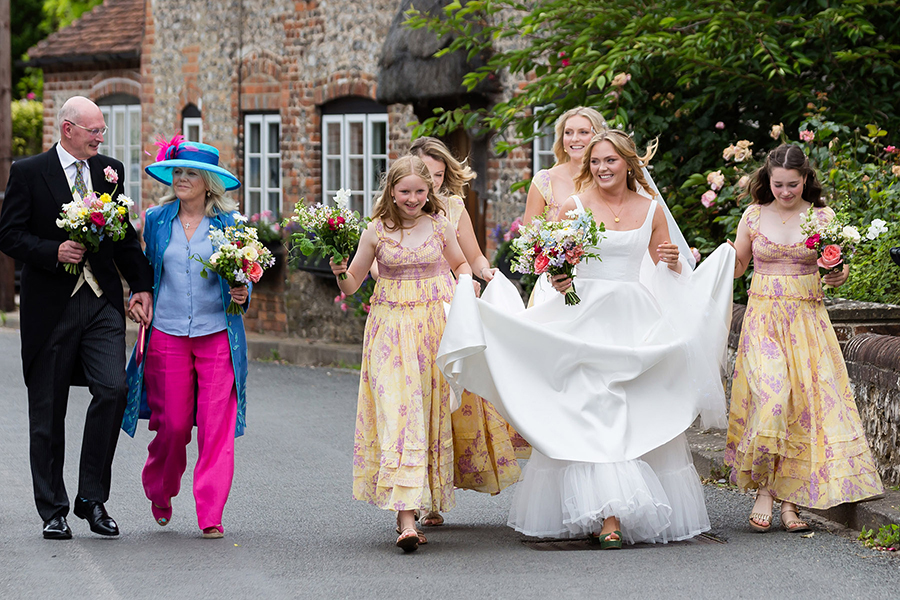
[40,0,103,32]
[10,0,103,98]
[406,0,900,227]
[11,0,48,98]
[12,99,43,157]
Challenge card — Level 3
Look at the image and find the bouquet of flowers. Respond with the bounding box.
[509,208,604,305]
[55,167,133,274]
[286,189,367,280]
[799,208,884,274]
[193,217,276,315]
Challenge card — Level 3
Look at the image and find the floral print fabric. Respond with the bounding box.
[725,205,883,508]
[444,195,525,491]
[353,215,456,512]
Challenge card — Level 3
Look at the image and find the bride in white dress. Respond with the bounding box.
[438,130,735,547]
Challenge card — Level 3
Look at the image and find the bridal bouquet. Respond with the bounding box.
[193,218,276,315]
[286,189,366,279]
[510,208,604,305]
[56,188,134,275]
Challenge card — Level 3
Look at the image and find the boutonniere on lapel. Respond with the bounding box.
[104,166,119,186]
[56,169,135,274]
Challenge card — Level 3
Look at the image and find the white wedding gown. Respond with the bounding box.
[438,199,735,543]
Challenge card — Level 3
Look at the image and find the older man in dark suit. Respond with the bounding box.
[0,96,154,539]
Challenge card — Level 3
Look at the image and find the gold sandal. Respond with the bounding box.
[749,491,773,532]
[780,507,811,533]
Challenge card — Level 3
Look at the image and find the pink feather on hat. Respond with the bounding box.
[154,134,186,162]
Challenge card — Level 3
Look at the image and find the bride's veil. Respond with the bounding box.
[637,166,696,270]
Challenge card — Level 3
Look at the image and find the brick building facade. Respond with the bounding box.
[27,0,537,340]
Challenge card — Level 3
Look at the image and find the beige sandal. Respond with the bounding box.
[419,510,444,527]
[396,528,420,552]
[394,515,427,544]
[749,491,773,532]
[780,507,811,533]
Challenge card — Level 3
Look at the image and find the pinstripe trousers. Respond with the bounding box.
[25,285,128,521]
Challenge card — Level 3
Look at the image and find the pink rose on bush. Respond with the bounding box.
[534,253,550,274]
[248,262,264,283]
[817,244,843,270]
[715,122,725,130]
[805,234,820,249]
[90,212,106,227]
[799,130,815,143]
[700,190,717,208]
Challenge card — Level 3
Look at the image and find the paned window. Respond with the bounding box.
[533,123,556,173]
[322,113,388,216]
[183,117,202,143]
[243,114,282,218]
[98,101,141,210]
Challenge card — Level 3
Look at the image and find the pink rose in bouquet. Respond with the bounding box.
[817,244,843,270]
[248,262,264,283]
[90,212,106,227]
[534,253,550,274]
[805,234,820,249]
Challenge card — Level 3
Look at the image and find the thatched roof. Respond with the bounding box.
[377,0,499,110]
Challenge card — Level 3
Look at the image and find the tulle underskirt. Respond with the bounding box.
[509,435,709,544]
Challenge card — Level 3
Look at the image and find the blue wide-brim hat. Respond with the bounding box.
[145,137,241,191]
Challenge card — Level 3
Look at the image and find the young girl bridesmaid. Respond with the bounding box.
[330,156,472,552]
[726,144,883,533]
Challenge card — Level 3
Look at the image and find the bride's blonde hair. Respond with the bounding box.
[573,130,658,196]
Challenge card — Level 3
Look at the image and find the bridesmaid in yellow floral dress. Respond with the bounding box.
[726,144,883,533]
[330,156,472,552]
[409,137,523,524]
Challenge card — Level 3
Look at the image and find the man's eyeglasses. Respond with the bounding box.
[65,120,107,137]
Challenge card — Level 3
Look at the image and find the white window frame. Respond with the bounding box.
[183,117,203,143]
[322,113,389,216]
[98,104,141,211]
[533,121,556,174]
[243,113,282,218]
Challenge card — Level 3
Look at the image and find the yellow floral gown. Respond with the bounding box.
[725,205,883,508]
[445,195,524,493]
[352,215,456,512]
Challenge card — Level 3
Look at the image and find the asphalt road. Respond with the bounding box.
[0,327,897,599]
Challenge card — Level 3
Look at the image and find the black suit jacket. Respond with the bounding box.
[0,144,153,381]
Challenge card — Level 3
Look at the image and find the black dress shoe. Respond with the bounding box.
[73,498,119,536]
[43,515,73,540]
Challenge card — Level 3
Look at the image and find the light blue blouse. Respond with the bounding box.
[152,217,228,337]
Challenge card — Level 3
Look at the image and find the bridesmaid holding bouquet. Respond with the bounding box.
[726,144,884,533]
[330,156,472,552]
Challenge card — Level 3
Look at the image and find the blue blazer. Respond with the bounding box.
[122,201,250,437]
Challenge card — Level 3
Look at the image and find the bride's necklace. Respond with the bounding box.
[599,198,624,223]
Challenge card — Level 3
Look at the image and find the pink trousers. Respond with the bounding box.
[142,328,238,530]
